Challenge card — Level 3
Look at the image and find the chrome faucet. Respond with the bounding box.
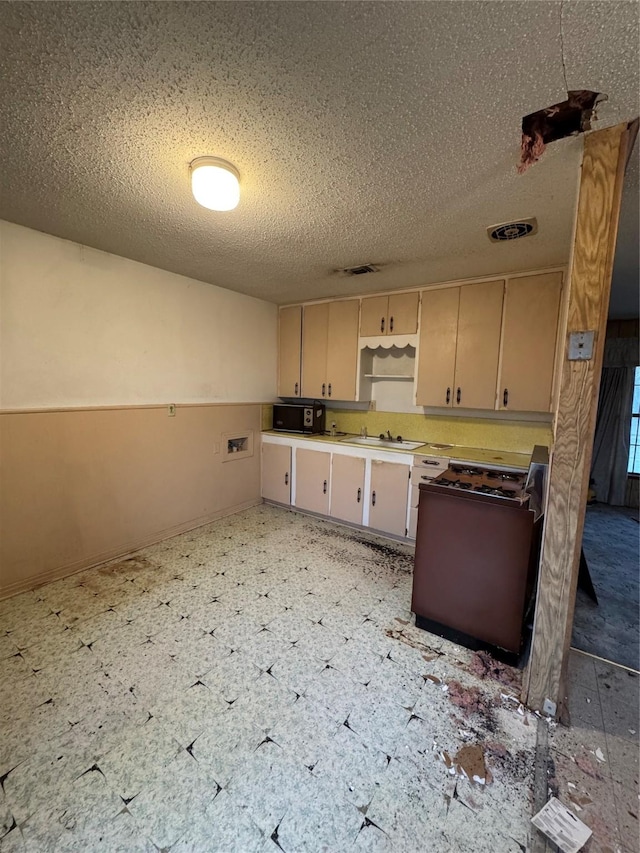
[387,430,393,441]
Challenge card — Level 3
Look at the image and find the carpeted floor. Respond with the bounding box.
[571,504,640,671]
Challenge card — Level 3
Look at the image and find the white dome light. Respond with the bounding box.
[190,157,240,211]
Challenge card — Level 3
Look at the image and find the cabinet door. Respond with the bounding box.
[262,443,291,504]
[388,292,419,335]
[498,272,562,412]
[295,448,331,515]
[301,303,329,399]
[326,300,360,401]
[454,280,504,410]
[415,287,459,407]
[369,461,409,537]
[360,296,388,336]
[278,306,302,397]
[330,454,365,525]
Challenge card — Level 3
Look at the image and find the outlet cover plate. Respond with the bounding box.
[568,331,595,361]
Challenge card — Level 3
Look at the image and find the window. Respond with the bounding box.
[629,366,640,474]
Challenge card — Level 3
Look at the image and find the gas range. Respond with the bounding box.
[426,464,529,505]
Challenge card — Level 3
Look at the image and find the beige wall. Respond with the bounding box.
[0,221,277,596]
[0,221,277,408]
[0,404,262,598]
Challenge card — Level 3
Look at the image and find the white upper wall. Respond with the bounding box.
[0,221,277,408]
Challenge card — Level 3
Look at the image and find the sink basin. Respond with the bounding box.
[340,436,424,450]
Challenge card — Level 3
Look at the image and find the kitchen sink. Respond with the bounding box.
[340,436,424,450]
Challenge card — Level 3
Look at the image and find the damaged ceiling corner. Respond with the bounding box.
[518,90,605,174]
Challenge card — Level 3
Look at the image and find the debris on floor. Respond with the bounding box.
[532,797,593,853]
[447,679,494,718]
[469,650,521,690]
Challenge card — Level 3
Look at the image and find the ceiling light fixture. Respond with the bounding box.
[190,157,240,211]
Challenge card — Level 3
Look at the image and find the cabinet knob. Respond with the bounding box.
[446,387,451,404]
[389,316,394,333]
[284,472,289,485]
[503,388,509,407]
[456,387,461,405]
[357,487,361,503]
[323,480,327,494]
[322,383,326,397]
[294,382,299,396]
[328,383,332,397]
[372,490,376,506]
[380,317,385,333]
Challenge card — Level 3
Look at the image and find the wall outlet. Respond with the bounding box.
[168,404,176,417]
[542,698,557,717]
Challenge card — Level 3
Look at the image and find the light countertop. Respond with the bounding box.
[261,430,532,470]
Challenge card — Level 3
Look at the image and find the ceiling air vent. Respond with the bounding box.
[488,218,538,242]
[340,264,380,276]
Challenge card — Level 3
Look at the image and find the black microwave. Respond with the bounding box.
[272,403,326,434]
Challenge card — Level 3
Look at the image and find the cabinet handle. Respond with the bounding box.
[322,383,326,397]
[323,480,327,494]
[456,387,461,405]
[422,460,439,466]
[446,387,451,404]
[372,490,376,506]
[284,472,289,485]
[380,317,385,333]
[328,383,332,397]
[389,316,394,332]
[294,382,299,396]
[357,487,361,503]
[503,388,509,407]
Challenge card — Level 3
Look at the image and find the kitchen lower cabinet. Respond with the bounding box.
[330,454,365,525]
[369,460,410,537]
[498,272,562,412]
[278,306,302,398]
[261,443,291,504]
[295,448,331,515]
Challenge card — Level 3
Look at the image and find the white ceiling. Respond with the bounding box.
[0,1,637,308]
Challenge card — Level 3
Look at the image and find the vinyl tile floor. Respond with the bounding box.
[0,505,634,852]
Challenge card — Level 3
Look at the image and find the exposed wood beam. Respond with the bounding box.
[524,122,632,715]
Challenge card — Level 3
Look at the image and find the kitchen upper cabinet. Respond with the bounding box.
[498,272,562,412]
[454,280,504,410]
[415,287,459,407]
[302,300,359,400]
[360,292,419,336]
[301,303,329,399]
[295,448,331,515]
[330,454,365,525]
[416,280,504,410]
[369,460,410,537]
[262,443,291,504]
[278,306,302,398]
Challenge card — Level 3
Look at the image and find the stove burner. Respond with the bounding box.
[474,484,517,498]
[486,471,521,482]
[434,477,472,489]
[450,465,484,477]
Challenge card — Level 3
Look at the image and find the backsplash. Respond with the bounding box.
[327,409,551,454]
[261,404,551,454]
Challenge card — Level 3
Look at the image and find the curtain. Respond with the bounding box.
[590,336,638,506]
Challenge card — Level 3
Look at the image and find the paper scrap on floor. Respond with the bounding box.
[531,797,592,853]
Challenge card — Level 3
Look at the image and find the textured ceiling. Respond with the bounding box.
[0,1,638,306]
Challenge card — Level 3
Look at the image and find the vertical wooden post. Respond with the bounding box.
[524,122,632,714]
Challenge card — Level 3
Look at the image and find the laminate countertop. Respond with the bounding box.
[261,430,533,471]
